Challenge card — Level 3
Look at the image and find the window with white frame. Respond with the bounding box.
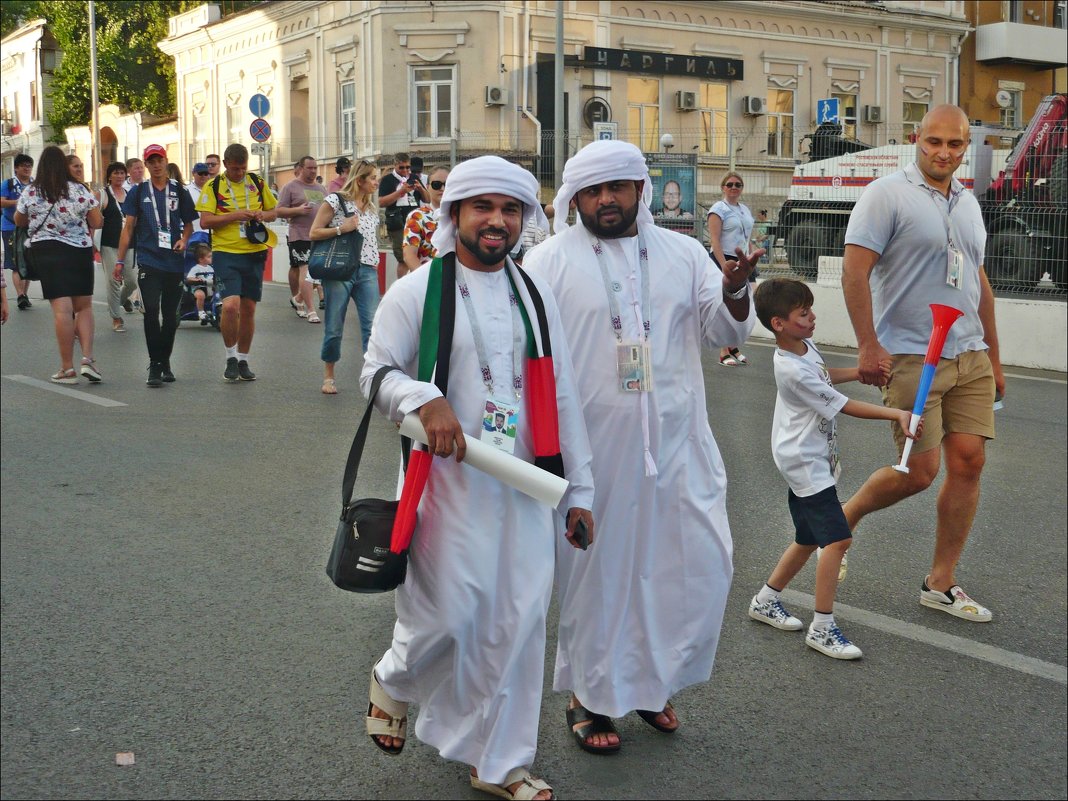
[627,78,660,152]
[227,104,243,146]
[831,91,858,139]
[766,88,795,159]
[999,89,1022,129]
[902,100,928,140]
[340,81,356,152]
[699,82,729,156]
[191,91,208,148]
[413,66,454,140]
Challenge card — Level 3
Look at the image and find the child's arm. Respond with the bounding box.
[829,358,892,386]
[841,399,922,440]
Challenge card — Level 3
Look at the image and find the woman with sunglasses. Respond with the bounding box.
[308,160,381,394]
[400,166,449,274]
[707,171,755,366]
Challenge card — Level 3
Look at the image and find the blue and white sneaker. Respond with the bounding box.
[805,623,862,660]
[748,595,804,631]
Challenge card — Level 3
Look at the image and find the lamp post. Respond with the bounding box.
[660,133,675,153]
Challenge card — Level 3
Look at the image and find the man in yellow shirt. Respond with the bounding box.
[196,144,278,382]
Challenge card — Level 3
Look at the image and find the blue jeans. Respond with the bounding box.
[321,263,380,363]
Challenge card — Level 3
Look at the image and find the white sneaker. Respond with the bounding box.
[817,548,848,582]
[806,623,862,660]
[748,595,804,631]
[919,580,992,622]
[198,310,207,321]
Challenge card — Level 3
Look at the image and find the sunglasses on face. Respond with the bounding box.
[195,171,209,177]
[430,180,446,190]
[396,165,411,171]
[724,182,743,188]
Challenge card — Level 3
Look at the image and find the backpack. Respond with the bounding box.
[209,172,266,211]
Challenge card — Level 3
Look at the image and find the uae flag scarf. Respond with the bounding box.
[389,252,564,554]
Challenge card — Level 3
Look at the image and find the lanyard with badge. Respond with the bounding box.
[226,177,252,239]
[592,232,652,392]
[457,268,525,454]
[145,180,179,249]
[924,187,965,290]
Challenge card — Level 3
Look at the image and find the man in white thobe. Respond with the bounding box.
[524,140,761,753]
[360,156,595,799]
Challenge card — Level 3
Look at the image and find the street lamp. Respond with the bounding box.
[660,133,675,152]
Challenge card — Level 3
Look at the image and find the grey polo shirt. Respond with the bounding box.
[844,162,987,358]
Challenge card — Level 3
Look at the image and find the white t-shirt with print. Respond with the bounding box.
[771,340,849,497]
[16,181,99,248]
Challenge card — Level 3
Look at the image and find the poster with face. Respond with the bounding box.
[646,154,698,236]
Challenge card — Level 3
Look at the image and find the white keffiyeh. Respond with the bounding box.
[550,140,654,234]
[431,156,548,256]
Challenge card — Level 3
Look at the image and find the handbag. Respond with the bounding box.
[308,194,362,281]
[326,365,411,593]
[14,203,56,282]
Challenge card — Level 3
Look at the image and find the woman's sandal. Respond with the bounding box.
[321,378,338,395]
[50,368,78,385]
[636,701,679,734]
[307,312,321,324]
[366,668,407,755]
[728,347,748,365]
[470,767,554,800]
[566,702,621,755]
[719,353,740,367]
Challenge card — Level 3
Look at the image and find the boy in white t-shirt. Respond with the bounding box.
[185,243,215,322]
[748,278,921,660]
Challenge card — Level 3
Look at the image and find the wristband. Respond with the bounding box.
[115,260,125,265]
[724,282,749,300]
[336,225,341,237]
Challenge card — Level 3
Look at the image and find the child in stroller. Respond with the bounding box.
[179,240,221,328]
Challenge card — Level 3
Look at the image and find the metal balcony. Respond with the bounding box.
[975,22,1068,68]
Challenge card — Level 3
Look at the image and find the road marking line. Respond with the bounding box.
[744,340,1066,384]
[3,375,127,408]
[782,589,1067,685]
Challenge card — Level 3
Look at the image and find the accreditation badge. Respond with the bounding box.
[480,396,520,454]
[158,230,172,249]
[617,340,652,392]
[946,245,964,290]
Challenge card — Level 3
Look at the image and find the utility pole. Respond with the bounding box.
[88,1,102,187]
[554,0,564,189]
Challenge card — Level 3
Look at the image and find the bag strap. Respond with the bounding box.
[28,202,57,238]
[329,192,355,219]
[341,365,398,508]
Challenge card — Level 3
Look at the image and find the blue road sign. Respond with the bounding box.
[249,93,270,118]
[817,98,840,125]
[249,118,272,142]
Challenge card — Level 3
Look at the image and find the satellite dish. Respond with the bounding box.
[995,89,1013,108]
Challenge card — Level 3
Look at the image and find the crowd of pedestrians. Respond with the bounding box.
[1,108,1003,799]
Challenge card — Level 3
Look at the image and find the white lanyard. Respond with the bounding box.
[225,177,251,212]
[923,185,960,250]
[591,231,651,342]
[144,180,175,232]
[457,267,524,401]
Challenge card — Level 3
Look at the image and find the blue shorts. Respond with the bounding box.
[213,250,266,301]
[787,485,852,548]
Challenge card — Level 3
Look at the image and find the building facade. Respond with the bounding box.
[159,0,974,215]
[0,19,61,178]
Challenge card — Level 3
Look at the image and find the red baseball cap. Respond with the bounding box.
[143,144,167,161]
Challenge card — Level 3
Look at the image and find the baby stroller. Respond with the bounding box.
[177,266,221,329]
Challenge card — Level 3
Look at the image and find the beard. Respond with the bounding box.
[458,226,517,266]
[578,201,640,238]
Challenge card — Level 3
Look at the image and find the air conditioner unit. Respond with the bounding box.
[485,85,509,106]
[675,90,697,111]
[743,96,766,116]
[863,105,883,124]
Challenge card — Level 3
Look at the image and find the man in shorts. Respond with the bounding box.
[841,104,1004,622]
[196,143,278,382]
[275,155,324,321]
[1,153,33,309]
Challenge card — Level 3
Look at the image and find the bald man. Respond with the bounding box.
[841,104,1003,623]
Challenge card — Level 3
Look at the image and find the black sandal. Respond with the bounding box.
[636,702,679,734]
[566,702,621,755]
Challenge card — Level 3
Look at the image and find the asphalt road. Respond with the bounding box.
[2,281,1065,800]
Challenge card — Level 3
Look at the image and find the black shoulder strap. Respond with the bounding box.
[434,253,457,397]
[341,365,397,507]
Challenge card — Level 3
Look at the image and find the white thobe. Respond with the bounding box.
[524,222,753,717]
[360,262,594,783]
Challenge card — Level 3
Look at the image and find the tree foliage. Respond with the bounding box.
[2,1,263,142]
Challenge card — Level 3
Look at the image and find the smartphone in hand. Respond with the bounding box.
[573,518,590,550]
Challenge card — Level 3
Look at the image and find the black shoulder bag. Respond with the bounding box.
[14,202,57,282]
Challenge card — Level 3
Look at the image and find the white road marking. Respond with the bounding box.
[782,588,1067,685]
[743,340,1066,384]
[3,375,127,408]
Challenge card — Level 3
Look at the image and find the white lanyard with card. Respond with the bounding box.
[226,177,251,239]
[145,180,179,250]
[924,187,965,290]
[457,267,525,454]
[592,232,653,392]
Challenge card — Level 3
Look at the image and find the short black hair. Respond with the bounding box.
[753,277,814,333]
[105,161,126,180]
[14,153,33,168]
[335,157,352,174]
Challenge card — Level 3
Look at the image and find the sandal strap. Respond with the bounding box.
[472,768,553,800]
[365,714,407,739]
[566,703,618,739]
[368,669,408,720]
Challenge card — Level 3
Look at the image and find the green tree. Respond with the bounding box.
[3,1,262,142]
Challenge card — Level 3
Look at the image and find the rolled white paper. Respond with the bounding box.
[400,414,569,508]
